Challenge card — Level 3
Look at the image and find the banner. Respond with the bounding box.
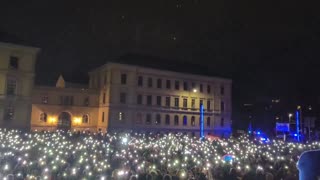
[276,123,290,132]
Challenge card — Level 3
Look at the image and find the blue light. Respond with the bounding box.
[200,103,204,139]
[248,131,252,134]
[294,134,298,137]
[257,131,261,135]
[296,110,300,141]
[260,137,266,141]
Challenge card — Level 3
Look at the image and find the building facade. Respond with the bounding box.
[0,42,40,129]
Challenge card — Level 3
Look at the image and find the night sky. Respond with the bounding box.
[1,0,319,114]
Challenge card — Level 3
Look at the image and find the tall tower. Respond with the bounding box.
[0,42,40,129]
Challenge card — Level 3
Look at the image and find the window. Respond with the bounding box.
[136,113,142,124]
[174,97,179,108]
[148,78,153,88]
[157,79,162,88]
[207,117,211,127]
[42,96,48,104]
[4,106,14,121]
[82,114,89,123]
[137,95,143,105]
[40,113,47,122]
[200,99,203,106]
[9,56,19,69]
[175,81,179,90]
[166,80,171,89]
[165,115,170,125]
[191,116,195,126]
[207,100,211,110]
[221,86,225,95]
[221,101,225,112]
[207,85,211,93]
[121,74,127,84]
[6,78,17,95]
[60,96,74,105]
[102,112,105,122]
[165,97,170,107]
[191,99,195,109]
[156,96,161,106]
[119,112,124,121]
[174,115,179,125]
[183,98,187,108]
[103,93,106,104]
[183,115,187,126]
[138,76,143,86]
[200,84,203,92]
[221,118,224,127]
[191,82,195,89]
[84,97,89,106]
[120,93,126,104]
[146,114,152,124]
[156,114,161,125]
[183,82,188,91]
[147,95,152,105]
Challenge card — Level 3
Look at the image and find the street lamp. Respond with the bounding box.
[288,113,293,123]
[193,88,197,93]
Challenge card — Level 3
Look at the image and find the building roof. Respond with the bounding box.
[105,53,231,79]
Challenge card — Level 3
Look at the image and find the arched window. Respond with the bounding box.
[165,114,170,125]
[82,114,89,124]
[156,114,161,125]
[174,115,179,126]
[207,117,211,127]
[191,116,195,126]
[40,113,47,122]
[183,115,187,126]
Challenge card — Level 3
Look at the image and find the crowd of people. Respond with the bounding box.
[0,129,318,179]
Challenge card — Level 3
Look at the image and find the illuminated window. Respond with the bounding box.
[147,95,152,105]
[146,114,152,124]
[175,81,179,90]
[174,115,179,125]
[138,76,143,86]
[183,115,187,126]
[102,112,105,122]
[121,74,127,84]
[42,96,48,104]
[174,97,179,108]
[82,114,89,123]
[119,112,124,121]
[148,78,153,88]
[9,56,19,69]
[191,116,195,126]
[166,80,171,89]
[165,114,170,125]
[156,114,161,125]
[40,113,47,122]
[191,99,195,109]
[137,94,143,105]
[165,97,170,107]
[207,117,211,127]
[157,79,162,88]
[6,77,17,95]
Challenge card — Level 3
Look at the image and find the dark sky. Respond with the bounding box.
[0,0,319,106]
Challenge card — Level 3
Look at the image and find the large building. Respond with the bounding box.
[0,42,40,129]
[0,41,232,136]
[31,60,232,137]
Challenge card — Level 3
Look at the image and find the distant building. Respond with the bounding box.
[0,42,232,137]
[0,42,40,129]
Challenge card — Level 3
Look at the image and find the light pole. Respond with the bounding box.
[192,88,204,139]
[288,113,293,123]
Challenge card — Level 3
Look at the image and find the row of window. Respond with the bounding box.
[120,73,225,95]
[39,113,89,124]
[115,112,225,127]
[41,96,90,106]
